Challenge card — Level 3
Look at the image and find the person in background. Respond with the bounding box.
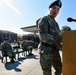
[17,39,20,47]
[36,0,62,75]
[1,38,15,62]
[21,38,33,56]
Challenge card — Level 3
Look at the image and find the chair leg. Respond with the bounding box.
[22,52,24,56]
[1,57,3,63]
[26,51,27,56]
[15,54,16,60]
[1,56,8,63]
[6,56,7,63]
[18,53,19,59]
[23,52,25,56]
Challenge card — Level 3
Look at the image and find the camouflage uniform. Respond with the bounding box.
[21,40,33,55]
[1,42,15,62]
[37,15,62,75]
[21,41,28,51]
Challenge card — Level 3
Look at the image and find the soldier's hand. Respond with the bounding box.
[53,40,60,46]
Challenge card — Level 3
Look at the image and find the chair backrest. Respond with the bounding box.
[13,46,20,50]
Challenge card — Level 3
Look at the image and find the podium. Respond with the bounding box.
[62,30,76,75]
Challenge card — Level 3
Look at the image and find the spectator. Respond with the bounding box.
[1,38,15,62]
[17,40,20,47]
[21,39,33,55]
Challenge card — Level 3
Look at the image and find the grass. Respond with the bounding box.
[10,43,18,47]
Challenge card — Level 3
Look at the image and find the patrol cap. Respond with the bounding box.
[49,0,62,8]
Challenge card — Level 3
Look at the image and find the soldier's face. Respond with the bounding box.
[5,40,8,43]
[49,5,60,18]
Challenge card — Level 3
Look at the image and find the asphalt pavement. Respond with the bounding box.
[0,49,62,75]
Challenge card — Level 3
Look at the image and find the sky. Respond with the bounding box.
[0,0,76,35]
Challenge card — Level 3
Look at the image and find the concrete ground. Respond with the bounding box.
[0,49,62,75]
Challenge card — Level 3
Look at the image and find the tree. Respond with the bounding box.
[61,26,72,33]
[17,34,22,41]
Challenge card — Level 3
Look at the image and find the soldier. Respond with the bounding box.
[36,0,62,75]
[1,38,15,62]
[21,39,33,56]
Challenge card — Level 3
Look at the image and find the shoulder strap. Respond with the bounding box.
[36,18,41,29]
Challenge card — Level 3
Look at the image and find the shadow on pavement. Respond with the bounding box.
[26,54,39,59]
[18,54,39,62]
[4,54,39,72]
[5,61,22,72]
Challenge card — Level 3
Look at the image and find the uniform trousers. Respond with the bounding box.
[39,47,62,75]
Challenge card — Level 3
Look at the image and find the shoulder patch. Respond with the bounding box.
[38,21,43,27]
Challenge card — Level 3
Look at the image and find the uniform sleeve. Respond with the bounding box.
[56,22,62,43]
[37,18,55,44]
[9,44,12,50]
[1,44,4,51]
[1,44,7,52]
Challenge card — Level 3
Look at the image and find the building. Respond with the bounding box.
[0,30,17,44]
[21,25,37,33]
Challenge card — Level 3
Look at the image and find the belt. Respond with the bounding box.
[40,41,56,48]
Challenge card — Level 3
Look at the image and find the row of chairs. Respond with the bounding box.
[0,46,33,63]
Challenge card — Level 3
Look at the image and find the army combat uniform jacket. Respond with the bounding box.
[1,43,15,58]
[37,14,62,53]
[36,14,62,75]
[21,41,29,51]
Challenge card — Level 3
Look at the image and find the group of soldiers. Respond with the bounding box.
[0,38,33,62]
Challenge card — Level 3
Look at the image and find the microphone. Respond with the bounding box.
[67,17,76,22]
